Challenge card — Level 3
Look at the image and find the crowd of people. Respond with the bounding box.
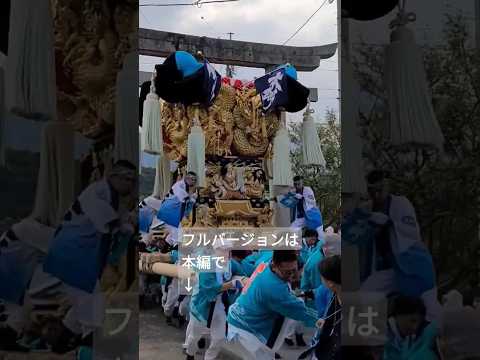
[0,160,138,356]
[139,169,455,360]
[0,160,464,359]
[139,171,343,360]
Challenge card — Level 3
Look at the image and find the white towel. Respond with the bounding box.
[384,26,444,149]
[301,107,326,167]
[31,121,75,227]
[272,127,293,186]
[5,0,57,120]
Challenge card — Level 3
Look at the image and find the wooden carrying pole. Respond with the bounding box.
[139,260,194,279]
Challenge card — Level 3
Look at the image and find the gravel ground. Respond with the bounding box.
[139,308,314,360]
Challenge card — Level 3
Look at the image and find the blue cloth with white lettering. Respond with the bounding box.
[254,68,289,113]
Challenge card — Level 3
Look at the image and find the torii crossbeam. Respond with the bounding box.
[139,28,337,72]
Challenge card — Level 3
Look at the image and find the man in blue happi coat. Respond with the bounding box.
[298,229,322,268]
[185,252,247,360]
[384,295,442,360]
[277,176,324,241]
[158,172,198,326]
[359,170,442,325]
[42,160,137,353]
[285,228,322,348]
[158,171,198,246]
[227,250,318,360]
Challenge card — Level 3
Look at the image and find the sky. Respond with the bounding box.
[139,0,340,124]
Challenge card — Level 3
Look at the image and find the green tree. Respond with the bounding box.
[289,108,341,229]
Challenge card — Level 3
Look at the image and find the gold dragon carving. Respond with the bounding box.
[161,83,280,160]
[53,0,137,137]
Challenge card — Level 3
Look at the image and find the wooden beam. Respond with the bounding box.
[139,28,337,72]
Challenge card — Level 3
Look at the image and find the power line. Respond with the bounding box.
[140,0,239,7]
[282,0,331,45]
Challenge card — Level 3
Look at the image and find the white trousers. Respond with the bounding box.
[228,318,296,360]
[227,324,275,360]
[163,278,179,316]
[179,295,191,318]
[183,315,194,349]
[186,297,227,360]
[161,283,168,307]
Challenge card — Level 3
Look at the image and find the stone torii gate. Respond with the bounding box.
[139,28,338,99]
[139,28,337,227]
[139,28,337,71]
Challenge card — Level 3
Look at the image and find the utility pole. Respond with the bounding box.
[226,32,235,77]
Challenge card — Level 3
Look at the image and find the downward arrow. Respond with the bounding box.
[185,277,192,292]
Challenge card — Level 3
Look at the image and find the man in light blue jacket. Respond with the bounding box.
[227,250,318,360]
[185,257,246,360]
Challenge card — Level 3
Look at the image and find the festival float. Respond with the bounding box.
[160,75,279,229]
[139,49,326,273]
